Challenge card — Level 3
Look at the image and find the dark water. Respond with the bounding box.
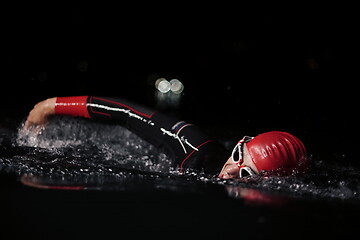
[1,117,360,239]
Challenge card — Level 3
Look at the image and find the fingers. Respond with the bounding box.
[24,119,31,129]
[23,97,56,130]
[24,108,37,129]
[24,111,42,130]
[24,116,47,131]
[24,119,40,130]
[23,119,46,134]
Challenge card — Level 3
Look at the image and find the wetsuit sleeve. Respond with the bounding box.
[55,95,157,132]
[54,96,227,174]
[55,96,90,118]
[55,95,162,148]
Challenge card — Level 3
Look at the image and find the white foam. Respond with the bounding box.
[16,116,173,173]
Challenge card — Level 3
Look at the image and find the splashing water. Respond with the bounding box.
[11,116,173,174]
[0,116,360,204]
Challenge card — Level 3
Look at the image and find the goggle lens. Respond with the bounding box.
[232,145,241,164]
[239,166,256,178]
[231,136,254,165]
[231,136,255,178]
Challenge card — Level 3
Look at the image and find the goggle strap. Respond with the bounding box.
[232,136,254,165]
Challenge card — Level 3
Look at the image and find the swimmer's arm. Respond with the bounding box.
[25,96,90,129]
[25,96,155,129]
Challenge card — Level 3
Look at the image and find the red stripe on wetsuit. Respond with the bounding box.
[55,96,90,118]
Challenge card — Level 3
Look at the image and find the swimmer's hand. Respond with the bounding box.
[24,97,57,129]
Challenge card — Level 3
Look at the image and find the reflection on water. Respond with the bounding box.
[1,117,360,206]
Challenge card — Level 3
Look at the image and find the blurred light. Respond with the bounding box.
[155,78,165,89]
[154,77,184,110]
[169,79,184,94]
[155,78,171,93]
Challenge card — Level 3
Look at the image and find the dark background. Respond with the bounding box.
[1,3,360,239]
[2,3,358,163]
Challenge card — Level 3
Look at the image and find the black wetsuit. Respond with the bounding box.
[79,96,228,175]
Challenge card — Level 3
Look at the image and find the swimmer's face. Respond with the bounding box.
[218,143,259,179]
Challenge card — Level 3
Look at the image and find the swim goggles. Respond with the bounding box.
[231,136,256,178]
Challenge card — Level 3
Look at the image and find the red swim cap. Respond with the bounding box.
[247,131,307,175]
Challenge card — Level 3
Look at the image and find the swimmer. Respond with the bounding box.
[24,96,308,179]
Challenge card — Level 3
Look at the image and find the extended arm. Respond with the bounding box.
[25,96,89,129]
[25,96,157,129]
[25,96,227,174]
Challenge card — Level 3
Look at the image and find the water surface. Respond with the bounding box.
[0,117,359,206]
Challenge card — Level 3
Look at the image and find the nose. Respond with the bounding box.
[219,164,239,179]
